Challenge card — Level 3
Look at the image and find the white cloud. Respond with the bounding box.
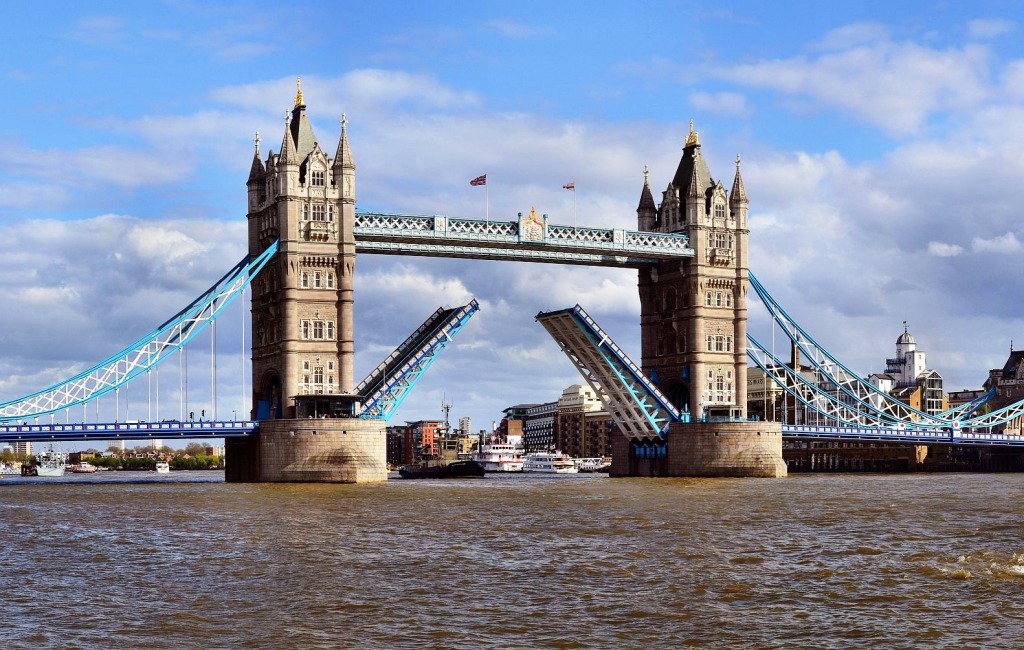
[689,91,751,118]
[967,18,1015,40]
[713,39,992,135]
[972,231,1021,253]
[927,241,964,257]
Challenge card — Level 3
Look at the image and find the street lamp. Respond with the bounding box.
[232,409,237,421]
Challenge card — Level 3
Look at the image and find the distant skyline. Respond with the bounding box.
[1,1,1023,438]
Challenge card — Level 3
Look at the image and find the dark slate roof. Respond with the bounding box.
[670,144,714,201]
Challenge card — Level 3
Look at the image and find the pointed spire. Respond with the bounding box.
[686,150,705,199]
[730,153,748,205]
[637,164,656,213]
[334,112,355,170]
[294,76,304,108]
[247,130,265,183]
[279,111,296,164]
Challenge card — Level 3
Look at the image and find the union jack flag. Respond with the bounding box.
[470,174,487,186]
[563,182,575,190]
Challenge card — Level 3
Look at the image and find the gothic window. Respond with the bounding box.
[713,232,730,249]
[328,361,335,371]
[714,203,726,220]
[706,335,714,352]
[715,292,723,307]
[314,272,322,288]
[314,321,325,339]
[303,375,310,385]
[302,204,309,221]
[312,204,326,221]
[312,170,325,187]
[726,336,733,352]
[726,292,733,308]
[301,272,309,289]
[705,291,712,307]
[326,321,335,340]
[303,361,310,371]
[302,321,310,339]
[313,366,324,384]
[715,336,724,352]
[326,273,335,289]
[328,204,335,221]
[328,375,334,389]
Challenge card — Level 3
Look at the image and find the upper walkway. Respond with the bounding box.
[353,210,693,267]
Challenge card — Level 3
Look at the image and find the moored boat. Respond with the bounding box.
[398,460,486,479]
[155,461,170,473]
[523,451,579,474]
[472,442,525,472]
[22,448,69,477]
[70,461,97,473]
[574,457,611,473]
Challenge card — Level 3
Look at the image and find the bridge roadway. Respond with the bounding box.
[783,424,1024,447]
[4,418,1024,448]
[0,420,254,444]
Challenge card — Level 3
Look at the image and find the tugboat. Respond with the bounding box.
[398,398,485,479]
[398,459,486,479]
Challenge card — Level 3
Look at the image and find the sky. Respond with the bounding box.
[1,0,1023,442]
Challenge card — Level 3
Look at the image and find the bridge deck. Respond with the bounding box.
[0,420,254,443]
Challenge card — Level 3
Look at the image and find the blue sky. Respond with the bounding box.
[1,1,1023,440]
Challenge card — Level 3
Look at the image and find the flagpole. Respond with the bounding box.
[486,176,489,222]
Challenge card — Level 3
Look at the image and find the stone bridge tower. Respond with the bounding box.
[627,122,784,478]
[227,80,386,483]
[637,122,749,421]
[244,79,356,421]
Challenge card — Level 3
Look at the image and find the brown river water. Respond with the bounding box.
[2,470,1023,649]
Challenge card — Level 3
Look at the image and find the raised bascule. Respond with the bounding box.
[3,81,1024,479]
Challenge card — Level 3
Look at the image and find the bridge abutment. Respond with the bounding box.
[226,419,387,483]
[611,421,786,478]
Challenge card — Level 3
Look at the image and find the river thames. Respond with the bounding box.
[2,471,1023,649]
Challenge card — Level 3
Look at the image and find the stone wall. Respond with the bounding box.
[610,420,787,478]
[226,418,388,483]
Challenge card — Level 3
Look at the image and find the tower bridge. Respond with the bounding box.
[4,82,1024,479]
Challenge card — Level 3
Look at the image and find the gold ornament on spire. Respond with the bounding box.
[685,119,700,147]
[294,76,304,107]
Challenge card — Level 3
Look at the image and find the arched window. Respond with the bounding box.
[301,272,309,288]
[314,272,322,288]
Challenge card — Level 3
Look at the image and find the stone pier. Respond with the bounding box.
[226,419,387,483]
[611,421,787,478]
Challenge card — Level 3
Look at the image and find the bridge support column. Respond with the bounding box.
[611,421,786,478]
[667,421,786,477]
[226,418,387,483]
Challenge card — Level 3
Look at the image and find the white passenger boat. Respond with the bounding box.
[155,461,170,473]
[523,451,578,474]
[472,442,525,472]
[70,461,97,473]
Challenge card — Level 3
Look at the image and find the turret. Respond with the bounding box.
[333,113,356,203]
[729,154,748,228]
[277,111,298,195]
[246,131,266,212]
[636,164,657,232]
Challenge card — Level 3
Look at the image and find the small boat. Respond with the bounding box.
[155,461,170,473]
[398,459,485,479]
[523,451,579,474]
[575,457,611,473]
[70,461,97,473]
